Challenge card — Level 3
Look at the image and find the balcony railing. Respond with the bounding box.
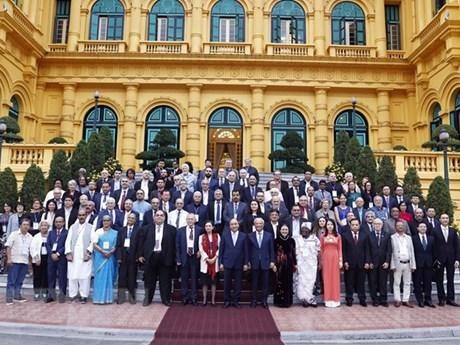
[77,41,127,53]
[203,42,251,55]
[48,44,67,53]
[328,45,377,58]
[266,44,315,57]
[139,41,188,54]
[0,144,76,183]
[387,50,406,59]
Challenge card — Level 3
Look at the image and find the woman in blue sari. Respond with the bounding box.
[92,215,117,304]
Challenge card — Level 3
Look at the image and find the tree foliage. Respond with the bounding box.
[0,116,23,143]
[422,124,460,151]
[268,131,315,173]
[375,155,398,192]
[403,167,424,203]
[48,137,68,144]
[20,164,46,210]
[135,128,185,167]
[99,127,114,161]
[334,131,350,165]
[0,167,18,208]
[343,137,362,176]
[355,146,377,184]
[426,176,454,222]
[70,140,90,178]
[48,150,71,189]
[87,132,105,173]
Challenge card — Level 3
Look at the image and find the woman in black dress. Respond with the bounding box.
[274,224,297,307]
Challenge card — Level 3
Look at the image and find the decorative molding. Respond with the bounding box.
[137,97,189,123]
[264,99,314,125]
[327,100,376,126]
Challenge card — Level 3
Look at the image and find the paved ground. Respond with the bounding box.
[0,334,150,345]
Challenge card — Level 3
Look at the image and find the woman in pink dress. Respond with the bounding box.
[321,219,342,307]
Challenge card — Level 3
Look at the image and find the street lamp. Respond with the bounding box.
[93,90,100,131]
[0,119,7,170]
[439,128,450,188]
[351,97,357,138]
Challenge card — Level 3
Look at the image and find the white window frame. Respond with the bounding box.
[345,21,356,45]
[55,18,69,44]
[157,17,168,41]
[98,16,108,40]
[219,17,236,42]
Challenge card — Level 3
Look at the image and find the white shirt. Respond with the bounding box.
[202,190,209,206]
[231,231,239,246]
[141,180,150,200]
[419,233,427,246]
[441,226,449,242]
[154,224,164,252]
[397,234,409,260]
[271,222,278,239]
[64,208,72,229]
[5,230,33,264]
[187,227,195,251]
[292,218,300,238]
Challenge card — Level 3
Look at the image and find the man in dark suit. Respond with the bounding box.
[410,208,431,236]
[390,185,409,209]
[368,218,391,307]
[342,218,371,306]
[284,205,308,238]
[432,214,460,307]
[195,166,218,192]
[113,178,136,210]
[184,191,209,228]
[223,190,247,230]
[264,209,282,239]
[45,216,68,303]
[139,210,176,306]
[242,175,263,203]
[326,172,344,206]
[172,179,193,206]
[219,219,248,308]
[221,171,243,203]
[116,213,142,304]
[55,196,78,230]
[412,222,436,308]
[96,169,112,192]
[176,213,202,305]
[265,171,289,196]
[159,191,174,214]
[407,195,424,217]
[134,170,155,201]
[208,189,226,234]
[425,207,440,230]
[352,197,367,225]
[242,158,260,184]
[96,197,124,230]
[248,218,275,308]
[380,186,392,209]
[284,176,305,212]
[84,181,101,210]
[299,170,319,192]
[142,197,161,227]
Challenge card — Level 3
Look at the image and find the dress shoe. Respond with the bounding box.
[446,301,460,307]
[402,302,414,308]
[262,302,268,309]
[310,302,317,308]
[360,301,367,307]
[202,302,207,307]
[438,300,446,307]
[45,297,55,303]
[425,301,436,308]
[250,302,257,308]
[191,300,198,306]
[346,301,353,307]
[142,299,151,307]
[80,297,87,304]
[223,302,231,309]
[372,301,379,307]
[380,302,389,307]
[182,300,188,306]
[394,301,401,308]
[163,301,171,307]
[417,301,425,308]
[58,294,66,303]
[302,301,309,308]
[128,294,136,305]
[233,303,241,309]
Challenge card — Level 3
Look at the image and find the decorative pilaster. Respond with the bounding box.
[252,0,264,55]
[60,83,76,142]
[186,84,202,167]
[314,0,325,56]
[377,89,392,150]
[374,0,387,57]
[122,83,139,168]
[67,0,82,52]
[250,86,265,170]
[128,0,141,52]
[190,0,203,53]
[314,87,329,173]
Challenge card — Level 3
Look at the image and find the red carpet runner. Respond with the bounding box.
[151,305,284,345]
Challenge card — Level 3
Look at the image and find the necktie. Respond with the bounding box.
[234,203,238,216]
[188,227,194,255]
[310,197,314,209]
[258,232,262,248]
[128,227,132,239]
[120,190,126,210]
[176,210,181,228]
[443,228,448,242]
[103,194,107,203]
[354,233,358,244]
[422,235,427,250]
[163,202,168,213]
[321,191,324,198]
[216,201,221,224]
[251,187,255,199]
[376,232,380,247]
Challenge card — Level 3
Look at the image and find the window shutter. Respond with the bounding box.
[176,17,184,41]
[157,17,168,41]
[211,16,219,42]
[297,17,305,44]
[98,17,108,40]
[237,15,244,42]
[149,14,157,40]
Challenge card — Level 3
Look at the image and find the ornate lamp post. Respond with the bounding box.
[0,119,7,170]
[438,128,450,188]
[93,90,100,131]
[351,96,357,138]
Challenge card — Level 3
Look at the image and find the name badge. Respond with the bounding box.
[352,202,357,208]
[341,219,347,226]
[103,241,110,250]
[52,243,57,252]
[124,238,130,248]
[369,202,374,208]
[41,246,47,255]
[332,190,337,197]
[2,225,6,233]
[139,214,144,221]
[33,222,39,230]
[195,214,199,222]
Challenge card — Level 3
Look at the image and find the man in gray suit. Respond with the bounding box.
[390,220,416,308]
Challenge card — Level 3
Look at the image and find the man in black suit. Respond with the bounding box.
[368,218,391,307]
[208,189,226,234]
[248,218,275,308]
[412,222,436,308]
[380,185,392,209]
[284,205,308,238]
[432,214,460,307]
[342,218,371,306]
[134,170,155,201]
[425,207,440,230]
[116,213,142,304]
[176,213,201,305]
[410,208,431,236]
[326,172,344,206]
[264,209,282,239]
[172,179,193,206]
[242,158,260,184]
[284,176,305,212]
[407,195,424,217]
[265,170,289,196]
[221,171,243,203]
[159,190,174,214]
[242,175,263,203]
[219,219,248,308]
[223,190,247,230]
[299,170,319,192]
[142,197,161,227]
[139,210,176,306]
[352,197,367,225]
[185,191,208,228]
[390,185,409,209]
[113,177,136,211]
[56,196,78,230]
[84,181,101,210]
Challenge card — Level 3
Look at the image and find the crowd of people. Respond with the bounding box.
[2,158,460,309]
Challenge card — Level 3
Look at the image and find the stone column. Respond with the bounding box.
[60,83,76,142]
[377,89,392,150]
[374,0,387,57]
[314,87,329,173]
[67,0,81,52]
[252,0,264,55]
[190,0,203,53]
[122,83,139,169]
[314,0,325,56]
[128,0,141,52]
[186,84,202,167]
[250,86,266,170]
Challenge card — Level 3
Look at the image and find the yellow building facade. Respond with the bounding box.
[0,0,460,177]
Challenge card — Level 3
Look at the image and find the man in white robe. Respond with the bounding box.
[65,209,93,303]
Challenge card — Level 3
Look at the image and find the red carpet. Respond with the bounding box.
[151,305,284,345]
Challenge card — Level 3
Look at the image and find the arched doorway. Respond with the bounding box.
[208,107,243,168]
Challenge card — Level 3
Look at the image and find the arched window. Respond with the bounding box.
[271,0,305,44]
[334,109,368,145]
[210,0,245,42]
[208,107,243,167]
[53,0,71,43]
[89,0,124,40]
[148,0,184,41]
[331,1,365,45]
[271,108,306,170]
[430,103,442,138]
[145,106,181,151]
[451,95,460,133]
[83,106,118,151]
[9,96,20,120]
